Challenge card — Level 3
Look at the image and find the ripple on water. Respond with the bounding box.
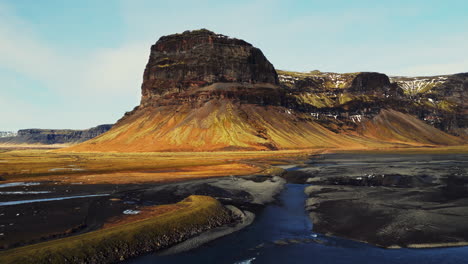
[0,194,110,206]
[0,191,51,195]
[0,182,41,188]
[235,257,256,264]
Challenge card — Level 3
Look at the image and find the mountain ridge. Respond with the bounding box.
[62,29,466,152]
[0,125,113,145]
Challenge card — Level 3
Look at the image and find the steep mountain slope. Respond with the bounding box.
[68,102,365,152]
[358,109,462,145]
[278,70,467,140]
[391,73,468,139]
[65,30,465,152]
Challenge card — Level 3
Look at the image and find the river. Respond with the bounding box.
[128,154,468,264]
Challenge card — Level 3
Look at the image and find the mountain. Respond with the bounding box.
[390,73,468,139]
[65,29,465,152]
[0,125,113,145]
[277,70,467,141]
[0,131,17,138]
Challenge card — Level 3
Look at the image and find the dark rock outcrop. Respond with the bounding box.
[348,72,403,97]
[349,72,391,91]
[0,124,113,145]
[141,29,279,105]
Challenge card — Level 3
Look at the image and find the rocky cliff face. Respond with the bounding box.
[0,125,113,145]
[390,73,468,138]
[349,72,403,97]
[66,30,465,152]
[278,70,467,139]
[140,29,279,106]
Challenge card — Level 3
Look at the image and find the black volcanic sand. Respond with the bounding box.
[297,153,468,248]
[0,183,144,249]
[0,175,284,250]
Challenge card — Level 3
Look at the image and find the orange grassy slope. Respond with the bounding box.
[358,109,464,146]
[65,101,464,152]
[65,100,364,152]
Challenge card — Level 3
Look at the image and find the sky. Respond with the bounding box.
[1,0,467,131]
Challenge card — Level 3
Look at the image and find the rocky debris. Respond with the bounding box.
[0,124,113,145]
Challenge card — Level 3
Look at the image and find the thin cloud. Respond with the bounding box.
[0,3,144,130]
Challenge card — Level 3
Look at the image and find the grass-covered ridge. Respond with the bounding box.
[0,195,231,264]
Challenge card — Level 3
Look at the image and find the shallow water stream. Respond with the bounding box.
[127,183,468,264]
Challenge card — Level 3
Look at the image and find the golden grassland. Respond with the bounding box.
[103,200,188,229]
[15,164,262,185]
[1,142,465,185]
[0,148,318,184]
[0,143,69,149]
[0,195,228,264]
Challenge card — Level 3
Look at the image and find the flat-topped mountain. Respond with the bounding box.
[0,131,17,138]
[65,30,465,152]
[0,125,113,145]
[141,29,279,106]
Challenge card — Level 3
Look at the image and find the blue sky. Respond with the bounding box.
[1,0,467,131]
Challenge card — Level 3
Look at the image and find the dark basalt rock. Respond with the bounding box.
[433,73,468,107]
[394,73,468,137]
[429,73,468,137]
[349,72,403,96]
[349,72,391,91]
[141,29,279,105]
